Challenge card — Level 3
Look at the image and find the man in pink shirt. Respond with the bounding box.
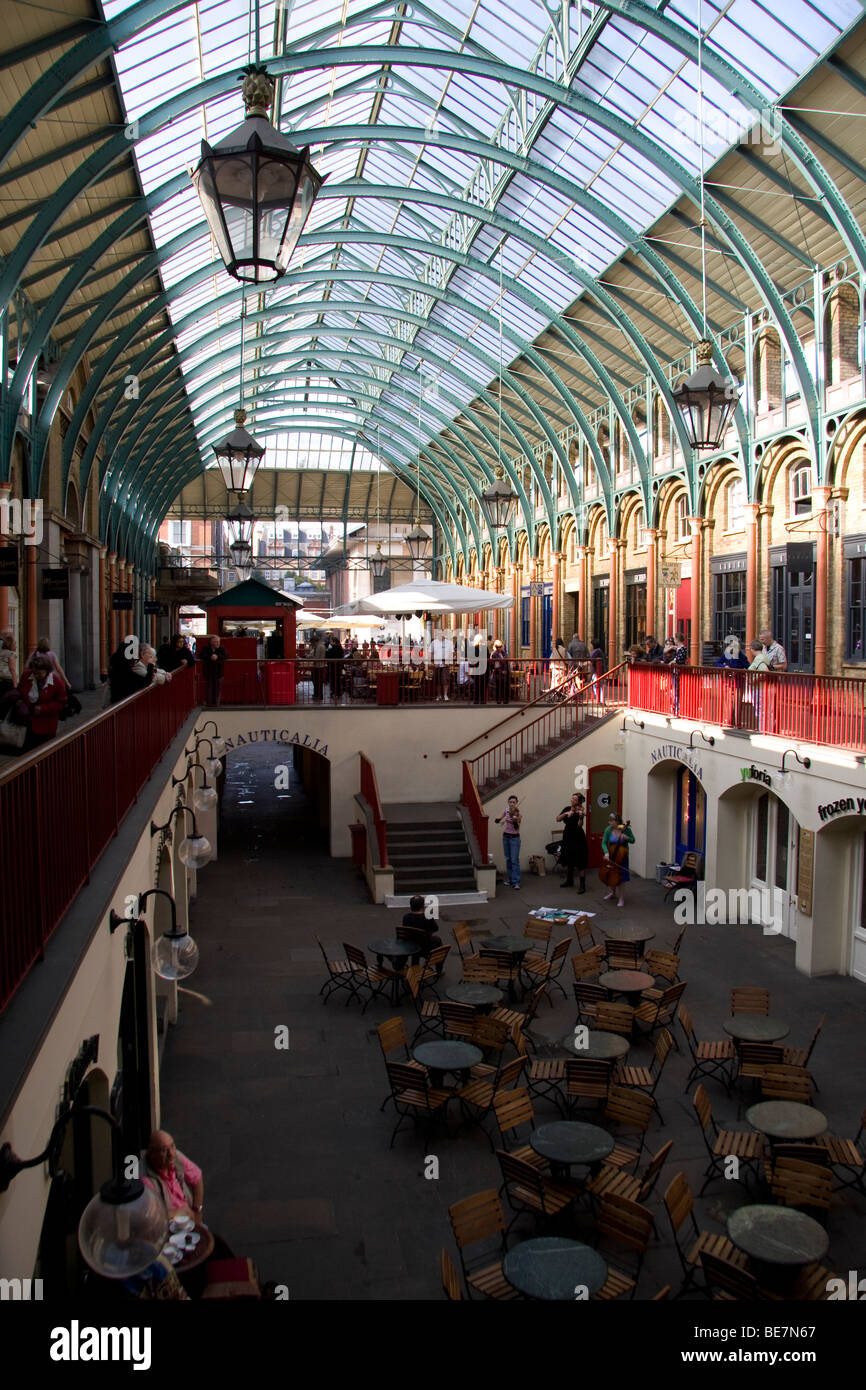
[143,1129,204,1220]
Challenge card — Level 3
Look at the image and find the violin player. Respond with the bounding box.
[600,812,635,909]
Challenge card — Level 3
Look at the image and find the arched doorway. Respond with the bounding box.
[112,918,154,1160]
[645,760,707,870]
[37,1061,113,1295]
[813,816,866,981]
[717,782,800,939]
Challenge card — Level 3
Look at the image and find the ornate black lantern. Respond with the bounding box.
[480,465,518,530]
[404,518,430,562]
[191,65,325,284]
[213,409,265,493]
[672,340,739,451]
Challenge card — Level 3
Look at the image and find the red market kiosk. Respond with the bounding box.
[201,579,300,703]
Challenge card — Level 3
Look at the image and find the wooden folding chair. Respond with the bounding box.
[692,1083,764,1194]
[730,986,770,1015]
[420,944,451,994]
[315,936,356,1004]
[513,1030,565,1112]
[495,1149,577,1233]
[523,916,553,957]
[384,1061,451,1148]
[587,1139,673,1209]
[641,950,680,999]
[493,1086,548,1171]
[521,937,571,1000]
[679,1002,735,1095]
[376,1016,425,1109]
[605,940,645,971]
[633,980,686,1040]
[595,1000,635,1037]
[614,1028,673,1121]
[782,1015,825,1073]
[758,1064,815,1103]
[573,981,605,1027]
[592,1193,654,1300]
[817,1105,866,1194]
[492,983,547,1036]
[447,1190,520,1300]
[343,942,389,1012]
[735,1041,784,1089]
[663,1171,746,1297]
[564,1058,612,1114]
[440,1247,462,1300]
[771,1156,832,1213]
[405,963,443,1044]
[701,1251,760,1301]
[572,945,604,981]
[603,1084,656,1169]
[439,1001,477,1040]
[573,915,596,950]
[480,948,522,993]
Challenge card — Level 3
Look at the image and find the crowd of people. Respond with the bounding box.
[492,788,636,907]
[621,628,788,672]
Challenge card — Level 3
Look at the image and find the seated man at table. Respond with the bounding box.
[402,894,442,956]
[142,1130,204,1220]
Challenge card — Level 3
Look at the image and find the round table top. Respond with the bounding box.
[413,1040,483,1071]
[562,1029,630,1060]
[723,1015,790,1042]
[446,982,503,1007]
[484,935,534,954]
[530,1121,614,1167]
[601,922,655,944]
[504,1237,607,1300]
[367,938,418,959]
[600,969,655,993]
[727,1205,829,1267]
[746,1101,828,1140]
[170,1224,214,1273]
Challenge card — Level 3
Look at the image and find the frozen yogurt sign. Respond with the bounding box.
[818,795,866,823]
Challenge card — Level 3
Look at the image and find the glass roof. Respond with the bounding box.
[99,0,861,500]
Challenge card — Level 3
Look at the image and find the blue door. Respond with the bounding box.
[541,591,553,656]
[675,769,706,863]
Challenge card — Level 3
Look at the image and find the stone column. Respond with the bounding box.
[813,485,832,676]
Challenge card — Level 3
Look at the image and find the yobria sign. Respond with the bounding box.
[223,729,330,756]
[740,765,772,786]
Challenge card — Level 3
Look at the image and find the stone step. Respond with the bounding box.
[394,869,477,888]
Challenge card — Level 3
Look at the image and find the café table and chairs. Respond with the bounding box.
[529,1121,614,1179]
[723,1015,790,1044]
[746,1100,828,1143]
[726,1204,830,1295]
[413,1039,483,1090]
[599,968,656,1007]
[483,935,535,1000]
[602,921,656,948]
[561,1028,630,1062]
[445,981,503,1011]
[367,937,421,1005]
[503,1236,608,1301]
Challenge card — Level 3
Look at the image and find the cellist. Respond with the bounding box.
[600,812,635,909]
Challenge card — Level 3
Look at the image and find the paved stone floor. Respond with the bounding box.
[159,743,866,1300]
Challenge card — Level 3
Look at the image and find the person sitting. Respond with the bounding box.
[142,1129,204,1220]
[661,638,677,664]
[715,636,749,669]
[643,634,664,663]
[401,893,442,955]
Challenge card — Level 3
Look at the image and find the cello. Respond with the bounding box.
[599,820,631,890]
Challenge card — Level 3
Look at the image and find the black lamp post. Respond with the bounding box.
[191,65,325,285]
[0,1107,168,1278]
[195,721,226,758]
[172,760,218,813]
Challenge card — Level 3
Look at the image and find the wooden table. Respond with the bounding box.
[561,1029,630,1061]
[170,1224,214,1273]
[723,1015,790,1043]
[445,982,503,1010]
[600,969,655,1005]
[503,1236,607,1300]
[601,921,655,945]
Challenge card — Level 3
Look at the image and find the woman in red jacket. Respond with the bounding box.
[16,653,68,749]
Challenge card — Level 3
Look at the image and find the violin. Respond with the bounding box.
[599,820,631,889]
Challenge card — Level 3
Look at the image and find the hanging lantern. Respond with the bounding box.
[191,65,326,284]
[369,543,388,579]
[404,518,430,562]
[672,340,739,451]
[480,465,518,530]
[213,409,265,492]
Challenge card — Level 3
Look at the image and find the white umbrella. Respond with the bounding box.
[293,609,330,625]
[330,580,512,616]
[314,614,383,629]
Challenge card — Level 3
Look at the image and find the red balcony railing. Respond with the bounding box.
[462,760,488,860]
[193,657,568,706]
[0,666,197,1012]
[359,752,388,866]
[627,664,866,751]
[469,664,627,797]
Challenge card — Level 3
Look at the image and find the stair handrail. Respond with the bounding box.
[461,760,489,861]
[443,661,628,757]
[359,752,388,865]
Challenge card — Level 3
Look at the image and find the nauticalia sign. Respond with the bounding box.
[222,729,329,756]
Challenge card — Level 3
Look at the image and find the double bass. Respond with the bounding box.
[599,820,631,889]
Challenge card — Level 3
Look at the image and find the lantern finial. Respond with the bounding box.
[240,65,274,118]
[234,409,247,427]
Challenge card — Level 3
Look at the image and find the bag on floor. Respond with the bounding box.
[0,715,27,748]
[545,840,562,859]
[529,854,547,876]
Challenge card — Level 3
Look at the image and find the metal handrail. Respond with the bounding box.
[443,661,627,757]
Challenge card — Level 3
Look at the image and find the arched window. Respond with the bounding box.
[634,505,647,549]
[726,478,745,531]
[791,464,811,517]
[675,495,690,541]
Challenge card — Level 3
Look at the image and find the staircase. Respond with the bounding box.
[384,803,477,896]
